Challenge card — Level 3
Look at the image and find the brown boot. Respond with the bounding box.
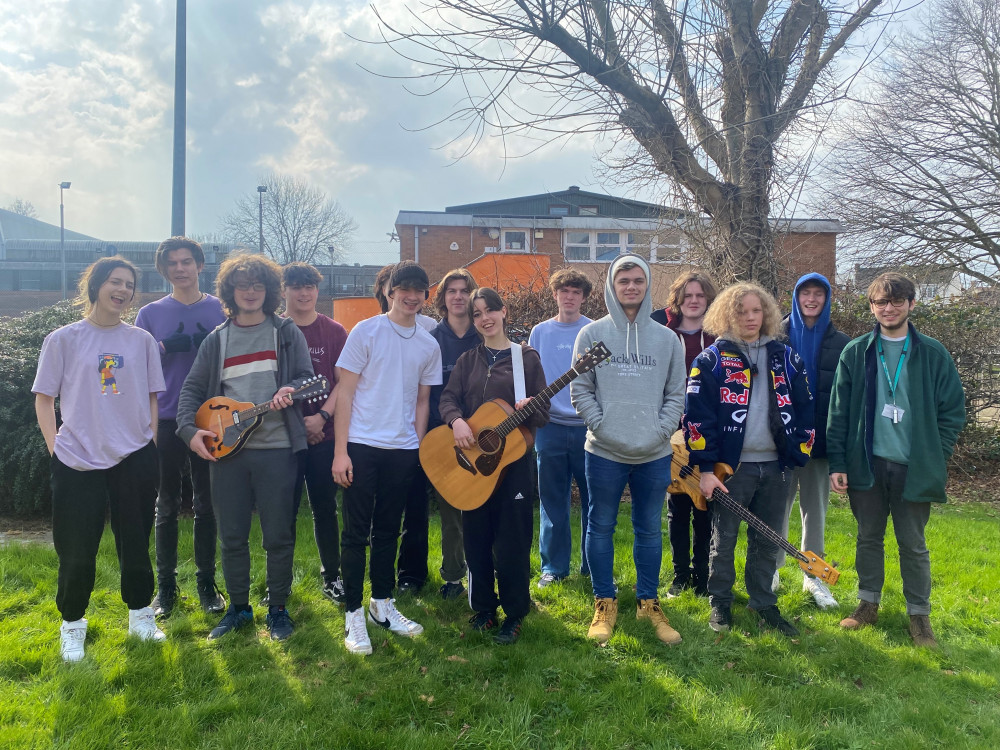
[909,614,939,648]
[637,599,682,645]
[587,597,618,642]
[840,600,879,630]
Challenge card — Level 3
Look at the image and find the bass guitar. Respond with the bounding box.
[195,375,329,460]
[421,342,611,511]
[668,431,840,586]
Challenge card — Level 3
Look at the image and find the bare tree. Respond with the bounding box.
[825,0,1000,287]
[5,199,38,219]
[220,173,358,266]
[371,0,893,291]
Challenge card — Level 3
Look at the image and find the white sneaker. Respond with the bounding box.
[128,607,167,642]
[345,607,373,655]
[60,619,87,662]
[803,576,838,610]
[771,570,781,593]
[368,597,424,637]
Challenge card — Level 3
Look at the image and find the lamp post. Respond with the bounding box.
[59,181,71,300]
[257,185,267,254]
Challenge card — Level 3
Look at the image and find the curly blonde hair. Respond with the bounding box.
[703,282,782,339]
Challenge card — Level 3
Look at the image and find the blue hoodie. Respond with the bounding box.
[788,272,832,391]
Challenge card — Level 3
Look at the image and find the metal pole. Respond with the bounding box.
[170,0,186,235]
[257,185,267,254]
[59,181,71,300]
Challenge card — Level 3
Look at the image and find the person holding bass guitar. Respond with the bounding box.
[438,287,550,645]
[683,282,814,637]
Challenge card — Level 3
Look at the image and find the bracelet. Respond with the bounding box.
[319,409,331,422]
[448,417,460,429]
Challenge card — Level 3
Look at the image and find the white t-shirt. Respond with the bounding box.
[337,314,442,449]
[417,314,437,332]
[32,320,166,471]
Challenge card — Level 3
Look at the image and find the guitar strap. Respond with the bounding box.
[510,342,526,403]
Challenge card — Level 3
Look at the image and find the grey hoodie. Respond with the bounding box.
[570,255,686,464]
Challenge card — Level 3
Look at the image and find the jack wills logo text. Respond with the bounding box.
[608,352,657,366]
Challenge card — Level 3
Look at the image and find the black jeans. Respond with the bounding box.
[292,440,341,584]
[51,442,158,621]
[667,492,711,582]
[397,465,430,587]
[340,443,419,612]
[155,419,217,588]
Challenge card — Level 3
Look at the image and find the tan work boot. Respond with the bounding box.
[587,597,618,642]
[637,598,682,645]
[909,614,939,648]
[840,600,879,630]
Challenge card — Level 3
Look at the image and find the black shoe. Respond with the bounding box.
[208,605,254,640]
[439,581,466,600]
[397,580,422,595]
[757,605,799,637]
[152,584,178,619]
[197,579,227,614]
[666,575,691,599]
[468,611,497,632]
[266,606,295,641]
[322,577,346,605]
[692,573,709,598]
[494,617,523,645]
[709,606,732,632]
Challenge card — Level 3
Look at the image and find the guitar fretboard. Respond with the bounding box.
[493,362,590,437]
[709,488,807,563]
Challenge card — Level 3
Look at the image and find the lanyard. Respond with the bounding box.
[876,333,909,402]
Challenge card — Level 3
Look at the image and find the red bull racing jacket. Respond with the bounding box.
[682,338,815,473]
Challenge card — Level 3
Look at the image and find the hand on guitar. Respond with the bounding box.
[332,453,353,488]
[699,471,728,501]
[189,430,218,462]
[271,386,296,410]
[451,418,475,449]
[830,472,848,494]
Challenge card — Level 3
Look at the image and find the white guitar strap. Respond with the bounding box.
[510,342,526,403]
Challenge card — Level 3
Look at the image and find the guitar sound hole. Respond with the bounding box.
[477,429,502,455]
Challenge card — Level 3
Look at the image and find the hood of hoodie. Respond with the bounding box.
[604,254,654,359]
[789,272,832,392]
[790,272,832,334]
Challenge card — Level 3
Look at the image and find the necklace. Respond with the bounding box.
[388,319,417,340]
[740,337,762,376]
[87,316,121,329]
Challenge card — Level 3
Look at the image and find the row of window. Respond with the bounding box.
[493,230,683,263]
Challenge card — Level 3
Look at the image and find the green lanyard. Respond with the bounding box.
[876,333,909,403]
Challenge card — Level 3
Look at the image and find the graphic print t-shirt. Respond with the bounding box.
[222,320,290,449]
[32,320,166,470]
[290,313,348,443]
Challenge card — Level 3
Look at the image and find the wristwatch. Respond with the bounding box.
[319,409,331,422]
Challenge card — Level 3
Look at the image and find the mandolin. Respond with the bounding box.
[421,342,612,511]
[668,431,840,585]
[195,375,329,460]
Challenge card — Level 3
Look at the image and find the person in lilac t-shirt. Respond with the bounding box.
[282,262,348,605]
[33,257,167,662]
[135,237,227,618]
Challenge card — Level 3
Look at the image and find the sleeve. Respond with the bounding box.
[523,347,550,430]
[134,306,151,335]
[787,346,815,467]
[419,339,443,387]
[825,346,853,475]
[683,348,721,472]
[282,324,315,389]
[175,335,213,445]
[658,332,686,437]
[438,350,471,426]
[336,325,368,375]
[934,348,966,459]
[145,332,166,393]
[31,331,63,397]
[570,327,602,432]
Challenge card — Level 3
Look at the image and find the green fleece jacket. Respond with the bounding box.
[826,322,965,503]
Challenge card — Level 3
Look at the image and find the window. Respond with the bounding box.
[579,205,599,216]
[548,204,569,216]
[503,231,527,251]
[565,232,590,261]
[19,272,41,291]
[919,283,939,300]
[651,232,684,263]
[595,233,620,261]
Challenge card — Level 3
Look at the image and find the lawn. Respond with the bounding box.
[1,495,998,749]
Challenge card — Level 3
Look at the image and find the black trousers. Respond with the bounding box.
[292,440,341,584]
[340,443,419,612]
[51,441,158,621]
[667,492,711,582]
[463,455,534,621]
[397,465,430,587]
[155,419,217,588]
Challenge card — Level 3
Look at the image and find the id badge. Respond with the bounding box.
[881,404,904,424]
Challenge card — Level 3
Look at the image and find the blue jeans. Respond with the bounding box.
[537,423,590,578]
[585,452,671,600]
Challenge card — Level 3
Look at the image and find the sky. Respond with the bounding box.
[0,0,611,265]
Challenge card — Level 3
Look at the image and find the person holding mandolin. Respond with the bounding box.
[438,287,550,644]
[176,253,315,642]
[684,283,814,637]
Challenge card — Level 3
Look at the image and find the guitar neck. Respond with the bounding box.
[710,489,806,564]
[493,363,582,437]
[239,401,275,422]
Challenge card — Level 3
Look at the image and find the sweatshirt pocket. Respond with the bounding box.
[592,402,667,460]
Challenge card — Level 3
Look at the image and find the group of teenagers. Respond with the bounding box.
[33,237,966,663]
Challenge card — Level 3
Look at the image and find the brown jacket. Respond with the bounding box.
[438,343,550,433]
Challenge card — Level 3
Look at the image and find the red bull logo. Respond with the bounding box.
[800,429,816,455]
[772,373,787,387]
[776,392,792,408]
[686,422,705,451]
[724,368,751,387]
[720,387,749,405]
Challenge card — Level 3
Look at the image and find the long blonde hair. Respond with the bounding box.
[703,283,782,339]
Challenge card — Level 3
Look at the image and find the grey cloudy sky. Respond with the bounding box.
[0,0,611,264]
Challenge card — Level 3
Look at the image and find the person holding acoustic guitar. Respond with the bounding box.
[683,283,814,637]
[176,253,314,642]
[438,287,550,644]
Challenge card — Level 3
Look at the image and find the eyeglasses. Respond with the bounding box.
[235,283,266,292]
[870,297,908,309]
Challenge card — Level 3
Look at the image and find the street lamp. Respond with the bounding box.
[257,185,267,254]
[59,181,71,300]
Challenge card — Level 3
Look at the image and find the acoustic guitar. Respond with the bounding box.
[421,342,612,511]
[668,431,840,586]
[195,375,329,460]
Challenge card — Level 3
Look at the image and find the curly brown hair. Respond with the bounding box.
[703,282,782,339]
[76,256,140,316]
[216,252,283,318]
[666,271,717,316]
[548,267,593,298]
[433,268,477,318]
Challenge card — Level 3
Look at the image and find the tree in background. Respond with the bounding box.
[220,172,357,266]
[825,0,1000,287]
[373,0,892,292]
[5,198,37,218]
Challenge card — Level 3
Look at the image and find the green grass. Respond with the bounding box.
[1,495,999,749]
